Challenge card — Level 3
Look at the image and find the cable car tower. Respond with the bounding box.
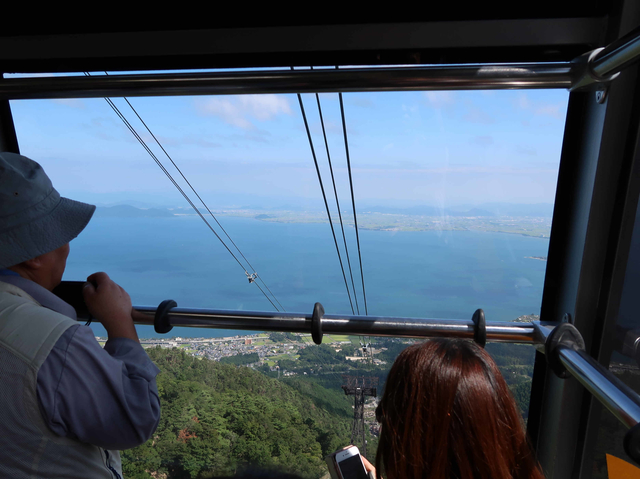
[341,375,378,457]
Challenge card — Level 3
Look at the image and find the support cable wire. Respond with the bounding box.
[89,78,280,311]
[105,96,278,312]
[312,87,371,381]
[294,82,355,314]
[337,87,371,352]
[312,83,360,315]
[113,88,285,312]
[338,91,369,317]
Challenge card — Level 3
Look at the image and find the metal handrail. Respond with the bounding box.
[129,307,640,450]
[128,305,538,343]
[591,25,640,80]
[534,320,640,427]
[533,321,640,463]
[45,279,537,342]
[1,24,640,99]
[75,287,640,460]
[560,347,640,428]
[0,64,573,100]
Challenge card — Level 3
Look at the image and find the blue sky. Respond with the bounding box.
[9,83,569,210]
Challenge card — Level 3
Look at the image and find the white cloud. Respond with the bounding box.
[516,145,537,156]
[157,134,222,149]
[322,120,341,134]
[349,97,374,108]
[534,104,564,119]
[215,129,275,145]
[516,93,564,119]
[196,95,292,129]
[463,106,495,124]
[470,135,494,146]
[402,104,419,113]
[353,165,557,174]
[424,91,455,108]
[318,93,337,102]
[50,99,85,109]
[516,93,530,110]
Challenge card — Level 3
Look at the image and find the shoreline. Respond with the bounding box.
[173,212,552,238]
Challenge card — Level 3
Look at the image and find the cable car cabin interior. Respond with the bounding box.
[3,3,640,478]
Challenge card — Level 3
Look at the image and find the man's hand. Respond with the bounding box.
[83,272,139,342]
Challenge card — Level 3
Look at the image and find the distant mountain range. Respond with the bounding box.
[361,205,496,217]
[360,203,553,217]
[95,202,554,218]
[94,204,175,218]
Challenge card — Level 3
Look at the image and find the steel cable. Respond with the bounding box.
[338,91,369,316]
[88,76,281,311]
[336,87,371,352]
[116,94,285,312]
[295,86,355,315]
[313,87,360,315]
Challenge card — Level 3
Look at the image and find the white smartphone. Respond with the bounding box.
[333,446,369,479]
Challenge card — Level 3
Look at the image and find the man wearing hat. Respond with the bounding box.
[0,152,161,478]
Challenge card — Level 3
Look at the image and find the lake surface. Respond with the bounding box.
[63,215,550,338]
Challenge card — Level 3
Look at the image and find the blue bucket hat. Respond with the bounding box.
[0,152,95,268]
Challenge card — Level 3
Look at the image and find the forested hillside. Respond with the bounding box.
[122,348,353,479]
[122,340,534,478]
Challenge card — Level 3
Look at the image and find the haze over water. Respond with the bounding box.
[63,215,549,339]
[12,89,566,340]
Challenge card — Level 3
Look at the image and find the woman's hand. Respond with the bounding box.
[362,455,376,478]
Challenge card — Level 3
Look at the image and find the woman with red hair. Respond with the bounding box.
[370,338,545,479]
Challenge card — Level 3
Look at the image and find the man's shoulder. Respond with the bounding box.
[0,282,76,329]
[0,281,77,365]
[0,280,40,304]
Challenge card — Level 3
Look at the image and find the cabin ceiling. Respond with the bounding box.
[0,3,618,74]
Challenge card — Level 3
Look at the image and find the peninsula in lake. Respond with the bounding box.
[95,203,552,238]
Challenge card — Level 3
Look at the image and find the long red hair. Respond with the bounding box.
[375,339,544,479]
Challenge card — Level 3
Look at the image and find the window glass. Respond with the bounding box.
[9,84,568,478]
[590,201,640,478]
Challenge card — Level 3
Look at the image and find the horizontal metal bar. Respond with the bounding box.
[128,306,540,342]
[132,306,640,426]
[0,64,573,100]
[592,25,640,79]
[531,320,557,345]
[559,347,640,428]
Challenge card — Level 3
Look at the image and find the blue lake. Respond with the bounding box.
[63,215,550,338]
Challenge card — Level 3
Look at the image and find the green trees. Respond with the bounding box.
[485,343,535,418]
[219,353,260,366]
[121,340,536,478]
[122,348,351,479]
[268,332,298,343]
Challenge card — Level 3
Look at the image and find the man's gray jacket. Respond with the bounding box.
[0,279,160,478]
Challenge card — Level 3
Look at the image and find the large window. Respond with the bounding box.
[590,201,640,478]
[10,83,569,478]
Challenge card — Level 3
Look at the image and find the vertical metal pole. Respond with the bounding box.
[350,391,359,445]
[526,350,548,448]
[0,74,19,153]
[360,390,366,458]
[576,4,640,475]
[0,99,19,153]
[533,9,640,478]
[533,87,608,479]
